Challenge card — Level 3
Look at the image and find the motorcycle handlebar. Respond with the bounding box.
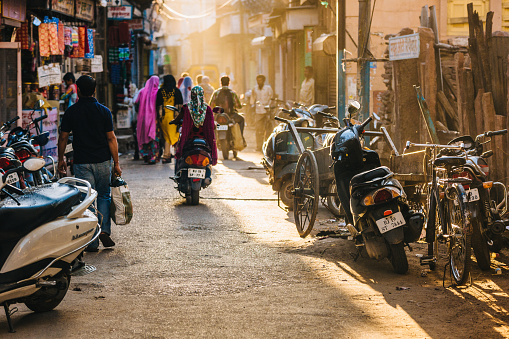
[486,129,507,137]
[359,116,373,131]
[3,116,19,128]
[274,116,288,123]
[33,114,48,124]
[281,108,291,113]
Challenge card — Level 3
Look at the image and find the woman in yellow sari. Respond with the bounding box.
[156,75,184,163]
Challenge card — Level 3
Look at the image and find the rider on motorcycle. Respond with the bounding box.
[209,76,245,137]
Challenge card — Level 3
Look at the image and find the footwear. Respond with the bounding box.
[162,158,172,164]
[99,232,116,247]
[85,246,99,252]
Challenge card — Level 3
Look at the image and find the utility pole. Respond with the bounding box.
[337,0,346,120]
[358,0,371,121]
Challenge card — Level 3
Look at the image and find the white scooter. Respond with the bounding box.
[0,157,100,333]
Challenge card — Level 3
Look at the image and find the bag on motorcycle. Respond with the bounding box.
[231,123,246,151]
[110,176,133,225]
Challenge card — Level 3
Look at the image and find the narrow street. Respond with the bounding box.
[4,129,509,338]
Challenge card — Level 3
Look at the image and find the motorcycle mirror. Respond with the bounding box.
[34,99,45,110]
[23,157,46,172]
[347,101,361,115]
[481,150,494,159]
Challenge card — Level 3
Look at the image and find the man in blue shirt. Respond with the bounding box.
[57,75,122,251]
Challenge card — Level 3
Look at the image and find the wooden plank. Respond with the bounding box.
[474,89,485,135]
[482,92,498,179]
[457,64,466,135]
[475,11,492,93]
[464,69,477,136]
[495,115,507,183]
[467,3,484,93]
[438,90,460,131]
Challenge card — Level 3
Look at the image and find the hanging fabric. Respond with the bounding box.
[58,23,65,55]
[85,29,94,59]
[39,23,50,57]
[49,23,59,55]
[78,26,86,58]
[71,27,79,57]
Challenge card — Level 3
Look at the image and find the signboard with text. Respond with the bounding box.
[105,0,122,5]
[76,0,94,21]
[51,0,75,17]
[389,33,420,61]
[107,5,132,20]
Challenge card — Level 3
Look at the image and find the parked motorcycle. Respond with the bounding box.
[444,129,509,270]
[0,158,99,332]
[167,105,213,205]
[213,106,243,160]
[0,117,25,189]
[331,102,424,274]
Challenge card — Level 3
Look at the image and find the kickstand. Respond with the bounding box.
[3,303,17,333]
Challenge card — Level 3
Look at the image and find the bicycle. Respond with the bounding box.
[404,141,474,285]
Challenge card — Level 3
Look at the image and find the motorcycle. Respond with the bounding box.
[4,100,56,186]
[213,106,243,160]
[0,158,99,332]
[0,117,25,189]
[331,102,424,274]
[444,129,509,270]
[167,105,213,205]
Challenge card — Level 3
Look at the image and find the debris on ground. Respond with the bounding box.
[396,286,410,290]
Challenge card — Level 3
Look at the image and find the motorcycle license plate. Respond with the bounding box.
[466,188,480,202]
[375,211,406,234]
[188,168,206,179]
[217,124,228,131]
[65,143,73,153]
[6,172,19,185]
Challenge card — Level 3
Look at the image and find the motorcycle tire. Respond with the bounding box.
[279,179,294,210]
[190,189,200,205]
[220,139,229,160]
[389,242,409,274]
[471,211,491,270]
[325,181,344,217]
[24,271,70,313]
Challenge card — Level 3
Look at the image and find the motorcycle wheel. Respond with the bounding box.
[471,209,491,270]
[24,271,70,313]
[220,139,229,160]
[190,189,200,205]
[279,179,294,210]
[389,242,409,274]
[325,181,344,217]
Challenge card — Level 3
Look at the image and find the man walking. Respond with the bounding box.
[299,66,315,107]
[250,74,273,151]
[58,75,122,252]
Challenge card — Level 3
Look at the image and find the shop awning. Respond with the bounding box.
[313,33,336,55]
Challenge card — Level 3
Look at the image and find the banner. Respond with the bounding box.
[51,0,75,17]
[107,6,133,20]
[76,0,95,21]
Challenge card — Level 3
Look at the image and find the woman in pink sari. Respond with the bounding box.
[136,75,160,164]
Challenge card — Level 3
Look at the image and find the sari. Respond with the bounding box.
[136,75,160,163]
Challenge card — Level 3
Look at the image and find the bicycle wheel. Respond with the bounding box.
[446,184,472,285]
[293,150,319,238]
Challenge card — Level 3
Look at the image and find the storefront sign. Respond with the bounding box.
[37,63,62,88]
[107,5,132,20]
[76,0,94,21]
[51,0,75,17]
[128,18,145,31]
[389,33,420,61]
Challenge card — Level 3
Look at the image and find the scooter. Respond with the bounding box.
[213,106,242,160]
[167,106,213,205]
[0,158,99,332]
[331,102,424,274]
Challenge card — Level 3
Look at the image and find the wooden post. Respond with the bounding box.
[482,92,498,179]
[495,115,507,183]
[464,69,476,136]
[438,91,460,131]
[474,89,485,135]
[467,3,485,93]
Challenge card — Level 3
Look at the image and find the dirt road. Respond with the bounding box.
[4,135,509,338]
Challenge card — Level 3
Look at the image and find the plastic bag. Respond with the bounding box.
[231,123,246,151]
[110,176,133,225]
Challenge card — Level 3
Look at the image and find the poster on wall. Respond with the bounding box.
[51,0,75,17]
[76,0,94,21]
[37,64,62,88]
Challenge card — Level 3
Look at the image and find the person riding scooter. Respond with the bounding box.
[209,76,245,138]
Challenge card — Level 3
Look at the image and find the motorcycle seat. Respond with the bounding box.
[350,166,393,190]
[434,156,466,168]
[0,183,81,241]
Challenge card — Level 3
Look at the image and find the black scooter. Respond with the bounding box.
[167,106,212,205]
[331,102,424,274]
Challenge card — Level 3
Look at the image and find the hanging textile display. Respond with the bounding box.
[78,26,86,58]
[71,27,79,57]
[49,23,59,55]
[85,29,95,59]
[39,23,50,57]
[64,26,72,55]
[16,21,30,50]
[58,23,65,55]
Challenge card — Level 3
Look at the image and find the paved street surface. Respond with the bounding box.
[4,130,509,338]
